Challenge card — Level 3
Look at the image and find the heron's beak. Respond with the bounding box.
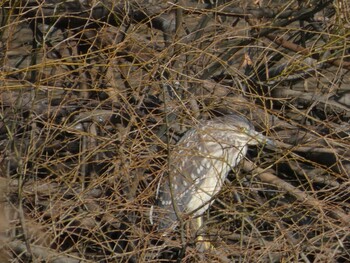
[248,130,274,147]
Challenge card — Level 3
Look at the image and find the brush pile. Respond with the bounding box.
[0,1,349,262]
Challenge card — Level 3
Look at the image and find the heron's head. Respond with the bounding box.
[210,114,271,147]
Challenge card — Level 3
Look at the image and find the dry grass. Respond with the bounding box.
[0,0,349,262]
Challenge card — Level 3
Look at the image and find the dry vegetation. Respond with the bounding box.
[0,0,349,262]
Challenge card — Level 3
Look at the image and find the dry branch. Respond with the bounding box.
[0,0,349,262]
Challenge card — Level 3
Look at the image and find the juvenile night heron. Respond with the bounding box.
[150,114,267,236]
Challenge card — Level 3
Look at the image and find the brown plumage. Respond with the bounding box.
[150,114,266,231]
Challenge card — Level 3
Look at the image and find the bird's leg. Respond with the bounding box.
[194,216,214,251]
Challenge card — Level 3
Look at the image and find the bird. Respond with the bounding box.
[150,114,268,234]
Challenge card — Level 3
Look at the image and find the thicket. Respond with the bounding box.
[0,0,349,262]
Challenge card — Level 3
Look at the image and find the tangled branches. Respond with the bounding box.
[0,0,349,262]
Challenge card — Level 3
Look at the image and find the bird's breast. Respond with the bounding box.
[184,145,247,215]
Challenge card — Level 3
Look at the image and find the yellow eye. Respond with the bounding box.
[240,127,247,133]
